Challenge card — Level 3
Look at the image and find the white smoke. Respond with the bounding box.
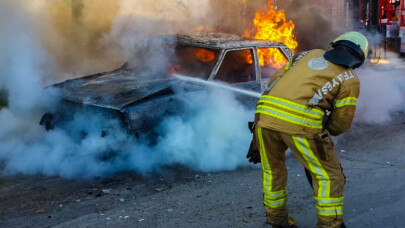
[0,0,253,179]
[102,0,213,61]
[0,1,54,112]
[355,61,405,123]
[154,89,252,171]
[120,89,254,175]
[0,89,253,178]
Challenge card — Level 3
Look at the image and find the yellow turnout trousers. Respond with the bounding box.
[256,126,345,228]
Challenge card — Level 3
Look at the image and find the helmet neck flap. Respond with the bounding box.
[324,40,365,69]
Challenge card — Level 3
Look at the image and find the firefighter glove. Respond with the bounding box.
[246,140,261,164]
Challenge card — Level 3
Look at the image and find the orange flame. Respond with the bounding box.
[170,64,179,74]
[244,0,298,68]
[195,49,215,62]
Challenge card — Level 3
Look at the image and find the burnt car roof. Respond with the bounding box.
[167,33,288,49]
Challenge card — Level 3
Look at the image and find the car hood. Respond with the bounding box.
[52,69,184,110]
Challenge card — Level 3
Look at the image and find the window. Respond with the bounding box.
[258,48,287,79]
[215,49,255,83]
[170,45,220,80]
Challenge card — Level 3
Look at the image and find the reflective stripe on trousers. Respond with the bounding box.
[292,135,344,218]
[256,126,345,225]
[257,127,288,209]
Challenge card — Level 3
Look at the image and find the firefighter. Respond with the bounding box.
[246,31,369,228]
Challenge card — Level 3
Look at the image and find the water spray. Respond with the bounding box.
[173,74,262,98]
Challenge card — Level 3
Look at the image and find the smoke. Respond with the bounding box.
[103,0,213,60]
[354,60,405,124]
[0,1,54,112]
[0,0,253,179]
[122,89,254,174]
[0,88,253,178]
[0,0,214,82]
[155,89,252,171]
[31,0,122,80]
[1,0,345,80]
[273,0,347,51]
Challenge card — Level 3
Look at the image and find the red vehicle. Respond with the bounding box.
[354,0,404,54]
[378,0,404,26]
[378,0,404,54]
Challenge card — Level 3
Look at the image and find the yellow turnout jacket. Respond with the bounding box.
[255,49,360,137]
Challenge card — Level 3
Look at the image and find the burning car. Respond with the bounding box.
[40,33,293,138]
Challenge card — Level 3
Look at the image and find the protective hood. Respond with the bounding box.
[324,45,362,69]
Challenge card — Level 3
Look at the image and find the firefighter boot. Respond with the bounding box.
[270,216,297,228]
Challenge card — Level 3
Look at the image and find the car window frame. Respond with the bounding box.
[209,45,293,84]
[209,47,261,82]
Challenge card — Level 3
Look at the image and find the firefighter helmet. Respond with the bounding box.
[325,31,369,69]
[332,31,369,58]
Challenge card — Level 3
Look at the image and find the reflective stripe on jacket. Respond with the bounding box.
[255,49,360,137]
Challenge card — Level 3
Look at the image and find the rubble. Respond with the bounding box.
[102,189,112,194]
[35,209,45,214]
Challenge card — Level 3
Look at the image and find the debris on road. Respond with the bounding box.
[102,189,111,194]
[36,209,45,214]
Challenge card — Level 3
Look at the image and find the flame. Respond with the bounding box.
[169,64,180,75]
[195,49,215,62]
[370,58,390,65]
[244,0,298,68]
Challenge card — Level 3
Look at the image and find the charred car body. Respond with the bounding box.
[40,33,293,138]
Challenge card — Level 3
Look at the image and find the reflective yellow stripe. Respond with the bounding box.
[316,205,343,216]
[257,127,272,192]
[264,196,287,208]
[264,190,288,209]
[334,97,357,108]
[256,105,323,129]
[258,127,287,209]
[259,97,324,119]
[261,95,325,116]
[285,62,291,70]
[293,136,331,197]
[314,197,344,207]
[264,189,287,198]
